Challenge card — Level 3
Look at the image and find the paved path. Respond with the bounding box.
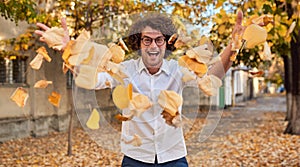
[217,94,286,133]
[186,94,287,153]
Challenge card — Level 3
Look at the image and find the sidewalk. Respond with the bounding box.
[185,94,296,166]
[217,94,287,136]
[192,94,287,147]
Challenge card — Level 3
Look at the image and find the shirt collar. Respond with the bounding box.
[137,58,170,75]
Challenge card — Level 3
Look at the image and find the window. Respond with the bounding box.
[66,70,73,88]
[0,56,27,84]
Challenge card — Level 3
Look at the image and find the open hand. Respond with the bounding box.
[34,17,70,50]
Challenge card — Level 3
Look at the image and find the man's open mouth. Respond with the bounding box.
[148,51,159,57]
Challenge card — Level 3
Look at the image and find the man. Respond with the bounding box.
[35,11,244,167]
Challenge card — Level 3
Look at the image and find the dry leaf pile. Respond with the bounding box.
[187,112,300,166]
[1,109,299,166]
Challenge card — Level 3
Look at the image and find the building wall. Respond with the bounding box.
[0,51,256,142]
[0,48,72,142]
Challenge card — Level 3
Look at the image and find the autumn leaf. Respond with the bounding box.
[178,55,208,77]
[29,53,44,70]
[36,46,51,62]
[106,61,128,84]
[261,41,272,61]
[108,43,125,64]
[129,92,152,117]
[158,90,183,117]
[181,67,196,82]
[62,40,75,64]
[242,24,267,49]
[112,83,133,109]
[86,108,100,130]
[185,44,213,64]
[174,34,192,48]
[114,113,132,121]
[48,91,61,107]
[248,15,274,26]
[34,80,53,88]
[10,87,29,108]
[74,65,98,90]
[161,110,181,128]
[197,74,222,96]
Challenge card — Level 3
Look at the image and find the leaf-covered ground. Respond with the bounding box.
[1,95,299,166]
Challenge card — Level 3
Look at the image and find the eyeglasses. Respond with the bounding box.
[141,36,166,46]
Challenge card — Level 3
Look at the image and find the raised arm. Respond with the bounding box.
[208,10,244,78]
[34,17,70,50]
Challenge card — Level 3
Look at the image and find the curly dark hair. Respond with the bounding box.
[125,13,177,58]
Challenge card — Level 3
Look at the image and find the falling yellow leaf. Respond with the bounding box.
[10,87,29,107]
[48,91,61,107]
[174,35,192,48]
[197,75,222,96]
[161,110,181,128]
[34,80,53,88]
[62,62,69,74]
[36,46,51,62]
[29,54,44,70]
[75,65,98,90]
[242,24,267,48]
[108,43,125,64]
[114,113,132,121]
[129,92,152,117]
[181,67,196,82]
[158,90,183,117]
[178,55,208,77]
[185,44,213,64]
[67,30,92,66]
[262,41,272,61]
[112,83,133,109]
[106,61,128,84]
[62,40,75,64]
[249,15,274,26]
[86,108,100,130]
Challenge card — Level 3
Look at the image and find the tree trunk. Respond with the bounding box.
[283,55,292,121]
[67,108,74,156]
[284,28,300,135]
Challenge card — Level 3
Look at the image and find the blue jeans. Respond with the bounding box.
[121,155,188,167]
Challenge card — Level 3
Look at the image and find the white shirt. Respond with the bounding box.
[96,58,196,163]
